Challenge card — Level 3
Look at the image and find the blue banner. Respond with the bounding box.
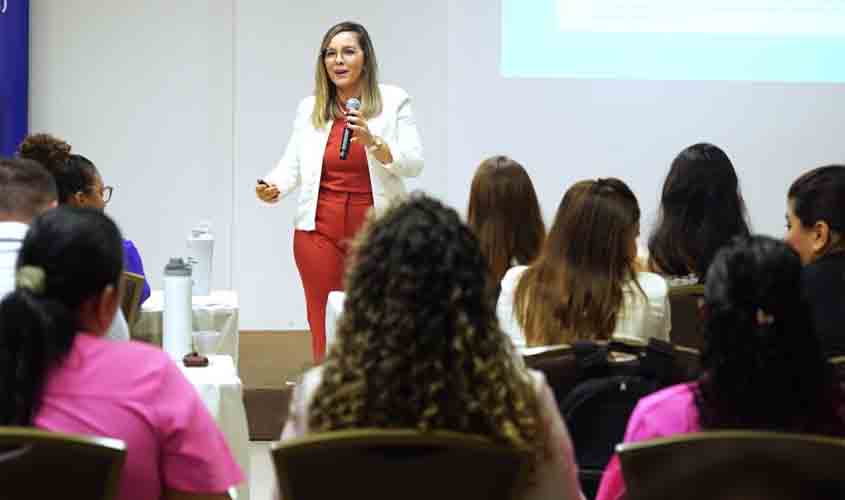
[0,0,29,158]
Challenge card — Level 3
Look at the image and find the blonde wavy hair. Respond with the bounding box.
[311,21,383,129]
[309,194,543,456]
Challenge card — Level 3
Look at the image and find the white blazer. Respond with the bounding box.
[497,266,671,349]
[263,84,424,230]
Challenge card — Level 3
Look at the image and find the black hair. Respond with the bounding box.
[788,165,845,255]
[0,207,123,425]
[51,154,99,205]
[648,143,750,278]
[0,159,58,219]
[695,235,843,435]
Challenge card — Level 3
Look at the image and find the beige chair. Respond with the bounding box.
[120,271,145,327]
[0,427,126,500]
[271,429,531,500]
[668,283,706,351]
[618,431,845,500]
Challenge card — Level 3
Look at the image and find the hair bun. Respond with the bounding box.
[17,133,72,172]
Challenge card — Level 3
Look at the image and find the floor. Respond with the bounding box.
[249,441,276,500]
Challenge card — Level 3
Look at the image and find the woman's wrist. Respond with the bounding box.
[366,136,385,153]
[368,136,393,164]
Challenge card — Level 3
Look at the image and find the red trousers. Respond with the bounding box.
[294,189,373,362]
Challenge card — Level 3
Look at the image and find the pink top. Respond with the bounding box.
[34,333,244,500]
[281,366,583,500]
[595,383,699,500]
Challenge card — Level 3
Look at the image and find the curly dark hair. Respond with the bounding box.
[17,133,99,204]
[695,235,844,435]
[309,193,543,454]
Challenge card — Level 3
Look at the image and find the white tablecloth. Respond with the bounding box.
[326,291,346,351]
[133,290,239,366]
[180,355,250,500]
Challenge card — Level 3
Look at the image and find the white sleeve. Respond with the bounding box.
[496,267,527,349]
[642,273,671,342]
[374,91,423,178]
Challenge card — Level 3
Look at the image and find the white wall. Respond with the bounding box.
[29,0,235,304]
[444,2,845,235]
[29,1,845,330]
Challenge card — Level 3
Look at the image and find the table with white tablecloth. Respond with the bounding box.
[133,290,239,366]
[179,355,250,500]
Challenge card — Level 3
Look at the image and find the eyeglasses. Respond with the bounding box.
[322,47,360,61]
[101,186,114,204]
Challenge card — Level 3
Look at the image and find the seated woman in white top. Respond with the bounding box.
[281,194,582,500]
[497,178,670,349]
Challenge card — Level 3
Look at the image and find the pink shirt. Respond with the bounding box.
[595,383,699,500]
[34,333,243,500]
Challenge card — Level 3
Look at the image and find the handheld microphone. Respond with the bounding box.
[339,97,361,160]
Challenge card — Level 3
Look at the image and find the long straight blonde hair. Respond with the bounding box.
[312,21,383,130]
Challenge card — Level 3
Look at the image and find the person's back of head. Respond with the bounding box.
[17,133,100,206]
[309,193,542,452]
[16,133,71,173]
[515,178,641,345]
[467,156,546,284]
[696,235,842,435]
[0,207,123,426]
[786,165,845,264]
[648,143,750,278]
[0,159,58,222]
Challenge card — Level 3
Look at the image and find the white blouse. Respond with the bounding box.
[496,266,671,349]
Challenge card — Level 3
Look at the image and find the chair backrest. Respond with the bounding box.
[0,427,126,500]
[522,344,580,403]
[271,429,531,500]
[524,338,700,499]
[618,431,845,500]
[667,284,706,351]
[523,340,701,403]
[121,271,145,326]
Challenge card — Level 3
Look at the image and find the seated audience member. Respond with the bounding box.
[0,207,242,500]
[281,194,582,500]
[497,178,670,349]
[17,133,151,305]
[595,236,845,500]
[467,156,545,289]
[647,143,750,284]
[786,165,845,357]
[0,158,57,297]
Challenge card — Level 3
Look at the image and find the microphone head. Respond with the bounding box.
[346,98,361,111]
